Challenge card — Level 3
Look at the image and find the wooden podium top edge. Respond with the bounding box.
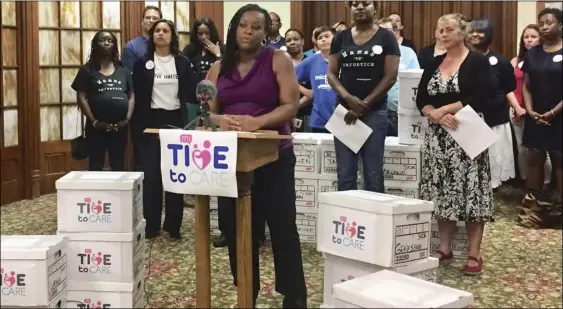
[143,128,293,140]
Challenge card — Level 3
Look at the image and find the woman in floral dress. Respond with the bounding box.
[416,13,495,275]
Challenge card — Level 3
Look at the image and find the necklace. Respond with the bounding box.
[269,35,281,44]
[155,53,173,63]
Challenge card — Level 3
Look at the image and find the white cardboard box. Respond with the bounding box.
[385,183,420,199]
[297,207,318,243]
[319,179,364,193]
[56,171,144,233]
[318,136,362,179]
[65,267,145,308]
[58,220,146,284]
[295,178,318,210]
[292,133,321,179]
[318,191,433,267]
[333,270,473,308]
[430,220,468,257]
[398,70,423,112]
[398,112,428,146]
[384,137,421,187]
[0,235,69,307]
[323,253,438,307]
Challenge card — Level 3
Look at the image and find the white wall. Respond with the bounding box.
[516,1,538,53]
[222,2,291,41]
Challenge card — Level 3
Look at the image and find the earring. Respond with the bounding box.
[262,38,268,46]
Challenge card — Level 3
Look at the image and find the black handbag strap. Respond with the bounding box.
[76,105,86,137]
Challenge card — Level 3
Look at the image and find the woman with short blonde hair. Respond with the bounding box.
[416,13,496,275]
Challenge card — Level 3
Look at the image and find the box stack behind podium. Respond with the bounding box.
[55,171,146,308]
[317,190,444,308]
[398,70,469,257]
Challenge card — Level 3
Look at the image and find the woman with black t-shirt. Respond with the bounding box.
[71,30,134,172]
[131,20,197,239]
[518,8,563,228]
[469,18,517,189]
[327,1,400,193]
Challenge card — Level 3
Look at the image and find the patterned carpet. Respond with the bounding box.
[1,185,561,308]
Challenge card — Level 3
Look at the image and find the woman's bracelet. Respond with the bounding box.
[550,109,555,117]
[92,120,98,127]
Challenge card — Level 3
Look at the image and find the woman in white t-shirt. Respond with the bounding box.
[131,19,197,240]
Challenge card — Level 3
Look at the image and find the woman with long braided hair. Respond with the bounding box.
[71,30,134,171]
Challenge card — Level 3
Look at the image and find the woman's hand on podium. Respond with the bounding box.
[220,114,241,131]
[231,115,261,132]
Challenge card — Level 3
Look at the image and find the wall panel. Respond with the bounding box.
[0,1,23,205]
[291,1,517,58]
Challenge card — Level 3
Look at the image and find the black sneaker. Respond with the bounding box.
[145,230,160,239]
[169,231,182,240]
[213,235,227,247]
[282,296,307,308]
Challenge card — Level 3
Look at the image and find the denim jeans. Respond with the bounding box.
[334,108,388,192]
[386,109,398,137]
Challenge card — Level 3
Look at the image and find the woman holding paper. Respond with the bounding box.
[416,13,495,276]
[206,4,307,307]
[327,1,400,193]
[518,8,563,228]
[131,19,197,239]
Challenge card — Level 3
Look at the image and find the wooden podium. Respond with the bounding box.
[144,128,292,308]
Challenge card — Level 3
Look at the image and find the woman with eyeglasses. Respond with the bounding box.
[131,19,197,240]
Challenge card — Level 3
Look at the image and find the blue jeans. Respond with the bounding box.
[387,109,398,137]
[334,109,388,192]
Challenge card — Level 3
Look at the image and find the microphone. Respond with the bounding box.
[196,80,218,105]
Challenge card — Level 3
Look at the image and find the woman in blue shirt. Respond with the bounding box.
[295,26,337,133]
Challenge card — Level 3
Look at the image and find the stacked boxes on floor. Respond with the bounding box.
[397,70,469,256]
[55,171,146,308]
[0,235,69,308]
[293,133,363,243]
[317,190,440,308]
[332,270,473,308]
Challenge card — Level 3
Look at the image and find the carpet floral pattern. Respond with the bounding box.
[1,185,561,308]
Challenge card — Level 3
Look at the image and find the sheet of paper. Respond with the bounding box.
[159,129,239,198]
[444,105,498,160]
[324,104,373,154]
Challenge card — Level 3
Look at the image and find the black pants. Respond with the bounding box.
[86,125,127,171]
[218,147,307,303]
[141,109,184,234]
[311,127,330,134]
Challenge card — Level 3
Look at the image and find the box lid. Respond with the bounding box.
[398,69,424,79]
[318,190,433,214]
[333,270,473,308]
[67,278,141,293]
[57,219,146,242]
[55,171,144,191]
[1,235,68,260]
[385,136,421,152]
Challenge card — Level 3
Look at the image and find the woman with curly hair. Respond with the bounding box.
[71,30,134,172]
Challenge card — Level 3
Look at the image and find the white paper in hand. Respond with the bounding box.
[444,105,498,159]
[325,104,373,153]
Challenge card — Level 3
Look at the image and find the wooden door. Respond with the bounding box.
[37,1,125,194]
[0,1,24,205]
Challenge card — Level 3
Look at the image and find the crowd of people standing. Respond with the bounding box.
[70,1,561,306]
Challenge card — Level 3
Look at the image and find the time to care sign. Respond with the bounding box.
[159,129,239,198]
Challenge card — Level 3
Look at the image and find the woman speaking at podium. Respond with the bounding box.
[131,19,197,240]
[206,4,307,308]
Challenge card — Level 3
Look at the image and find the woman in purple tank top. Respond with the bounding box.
[206,4,307,308]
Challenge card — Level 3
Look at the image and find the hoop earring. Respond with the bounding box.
[262,38,268,46]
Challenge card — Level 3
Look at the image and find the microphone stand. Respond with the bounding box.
[183,95,217,131]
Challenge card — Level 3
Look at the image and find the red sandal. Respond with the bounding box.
[463,256,483,276]
[435,249,454,263]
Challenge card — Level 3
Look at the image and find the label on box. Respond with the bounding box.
[321,146,338,174]
[430,223,468,256]
[394,222,430,264]
[295,178,317,208]
[319,180,338,193]
[383,155,419,182]
[398,78,421,111]
[294,143,317,173]
[398,114,428,145]
[297,212,317,242]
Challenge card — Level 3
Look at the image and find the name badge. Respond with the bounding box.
[372,45,383,55]
[553,54,562,63]
[145,60,155,70]
[489,56,498,66]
